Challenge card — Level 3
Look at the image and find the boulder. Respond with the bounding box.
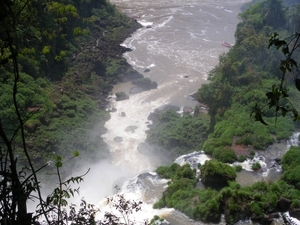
[277,197,292,212]
[188,92,198,101]
[183,106,194,114]
[120,112,126,117]
[129,86,144,94]
[125,126,138,133]
[123,70,143,82]
[113,136,123,142]
[144,68,151,72]
[256,214,278,225]
[132,78,158,91]
[116,92,129,101]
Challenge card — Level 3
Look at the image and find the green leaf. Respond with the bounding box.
[290,58,298,67]
[292,109,299,121]
[280,107,288,117]
[280,64,286,73]
[256,113,268,125]
[55,155,62,161]
[73,150,80,157]
[275,40,287,49]
[55,161,63,168]
[46,196,52,205]
[282,46,289,55]
[251,105,268,125]
[42,46,51,54]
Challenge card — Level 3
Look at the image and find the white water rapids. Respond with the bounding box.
[73,0,300,224]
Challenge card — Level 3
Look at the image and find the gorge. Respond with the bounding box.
[93,0,300,224]
[1,0,300,224]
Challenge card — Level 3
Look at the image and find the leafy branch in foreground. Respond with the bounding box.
[101,194,146,225]
[251,32,300,124]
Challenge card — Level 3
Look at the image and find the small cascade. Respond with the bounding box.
[283,212,300,225]
[174,151,211,168]
[233,154,267,172]
[96,171,173,224]
[122,172,169,204]
[287,132,300,149]
[232,132,300,182]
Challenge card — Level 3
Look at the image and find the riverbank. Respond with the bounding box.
[19,3,147,166]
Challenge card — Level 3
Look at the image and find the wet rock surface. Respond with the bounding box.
[125,126,138,133]
[113,136,123,142]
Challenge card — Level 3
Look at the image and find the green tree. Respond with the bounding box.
[286,4,300,32]
[264,0,286,28]
[200,160,236,188]
[197,80,232,131]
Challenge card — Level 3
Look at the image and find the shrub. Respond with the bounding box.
[200,160,237,188]
[281,166,300,188]
[250,202,263,216]
[65,109,76,118]
[251,162,261,171]
[153,200,164,209]
[234,165,243,172]
[146,109,209,158]
[132,78,157,89]
[115,91,129,101]
[238,155,247,162]
[36,77,49,88]
[236,133,254,145]
[281,146,300,171]
[194,106,200,116]
[212,147,237,163]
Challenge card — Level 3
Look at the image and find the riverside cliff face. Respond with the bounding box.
[66,18,143,107]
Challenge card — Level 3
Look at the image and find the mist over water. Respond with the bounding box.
[102,0,246,190]
[76,0,251,223]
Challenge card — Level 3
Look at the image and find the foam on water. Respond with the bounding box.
[137,20,153,27]
[102,96,166,173]
[287,132,300,148]
[175,151,211,168]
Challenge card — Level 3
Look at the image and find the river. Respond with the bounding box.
[77,0,290,224]
[103,0,247,177]
[95,0,246,223]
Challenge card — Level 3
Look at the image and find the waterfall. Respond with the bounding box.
[287,132,300,149]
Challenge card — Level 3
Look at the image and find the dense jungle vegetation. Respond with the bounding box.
[0,0,142,165]
[151,0,300,224]
[0,0,145,224]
